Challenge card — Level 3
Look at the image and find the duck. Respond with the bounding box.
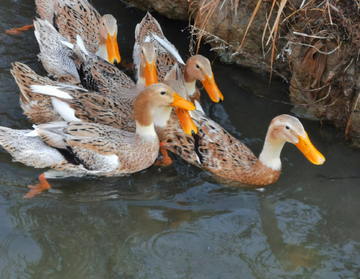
[0,83,195,198]
[161,112,325,186]
[70,41,157,102]
[13,64,194,136]
[11,62,324,185]
[133,12,223,104]
[36,0,120,64]
[11,39,197,134]
[33,18,81,81]
[11,43,194,135]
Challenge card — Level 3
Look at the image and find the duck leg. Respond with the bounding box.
[24,173,51,199]
[155,142,173,166]
[5,24,34,35]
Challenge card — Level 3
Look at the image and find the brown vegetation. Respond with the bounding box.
[189,0,360,144]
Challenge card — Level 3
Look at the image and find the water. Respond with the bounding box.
[0,0,360,278]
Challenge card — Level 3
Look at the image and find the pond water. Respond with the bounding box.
[0,0,360,278]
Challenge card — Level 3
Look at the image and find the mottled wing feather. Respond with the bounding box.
[11,62,63,123]
[133,12,185,82]
[35,0,55,22]
[68,93,136,131]
[56,0,101,53]
[34,19,80,79]
[162,111,257,177]
[134,12,164,44]
[91,60,136,100]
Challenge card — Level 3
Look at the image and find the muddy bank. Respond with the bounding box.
[122,0,360,145]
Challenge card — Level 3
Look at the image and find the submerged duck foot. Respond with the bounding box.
[24,173,51,199]
[155,145,173,167]
[5,24,34,35]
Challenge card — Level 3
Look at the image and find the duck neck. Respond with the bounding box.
[184,67,197,96]
[258,133,285,171]
[134,97,157,139]
[153,106,173,128]
[135,121,157,139]
[137,65,146,87]
[185,80,196,97]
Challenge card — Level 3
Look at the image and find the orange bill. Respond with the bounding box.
[145,60,158,87]
[175,108,198,135]
[295,132,325,165]
[106,33,121,64]
[202,73,224,103]
[170,93,196,111]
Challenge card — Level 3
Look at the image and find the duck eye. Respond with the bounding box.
[141,50,144,54]
[160,91,166,95]
[196,64,200,69]
[285,126,290,130]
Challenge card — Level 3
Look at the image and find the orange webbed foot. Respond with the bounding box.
[155,142,173,166]
[5,24,34,35]
[155,156,173,166]
[24,173,51,199]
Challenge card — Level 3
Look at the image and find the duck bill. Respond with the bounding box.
[145,60,158,87]
[106,33,121,64]
[170,93,196,111]
[175,108,198,135]
[202,73,224,103]
[295,132,325,165]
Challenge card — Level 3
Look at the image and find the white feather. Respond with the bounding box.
[34,29,41,45]
[25,130,39,137]
[61,40,74,49]
[195,153,202,165]
[30,85,73,99]
[152,34,185,65]
[194,100,205,114]
[97,154,119,169]
[51,97,81,121]
[144,36,151,43]
[96,44,108,62]
[76,34,89,55]
[135,122,157,138]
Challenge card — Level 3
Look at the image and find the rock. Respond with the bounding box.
[121,0,189,20]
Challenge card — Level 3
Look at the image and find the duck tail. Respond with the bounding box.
[0,126,64,168]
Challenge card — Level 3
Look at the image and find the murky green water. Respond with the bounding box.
[0,0,360,278]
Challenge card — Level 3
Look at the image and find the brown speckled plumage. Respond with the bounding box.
[159,111,283,187]
[11,62,64,123]
[11,62,137,128]
[134,12,183,82]
[0,84,186,176]
[70,47,135,101]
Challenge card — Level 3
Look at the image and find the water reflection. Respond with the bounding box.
[2,179,360,277]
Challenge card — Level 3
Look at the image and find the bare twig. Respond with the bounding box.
[288,41,340,55]
[292,31,334,39]
[235,0,263,52]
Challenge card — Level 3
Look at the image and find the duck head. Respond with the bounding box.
[259,115,325,170]
[134,83,195,137]
[99,14,121,64]
[139,42,158,87]
[184,55,224,103]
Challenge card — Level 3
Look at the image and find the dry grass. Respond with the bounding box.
[189,0,290,82]
[189,0,360,141]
